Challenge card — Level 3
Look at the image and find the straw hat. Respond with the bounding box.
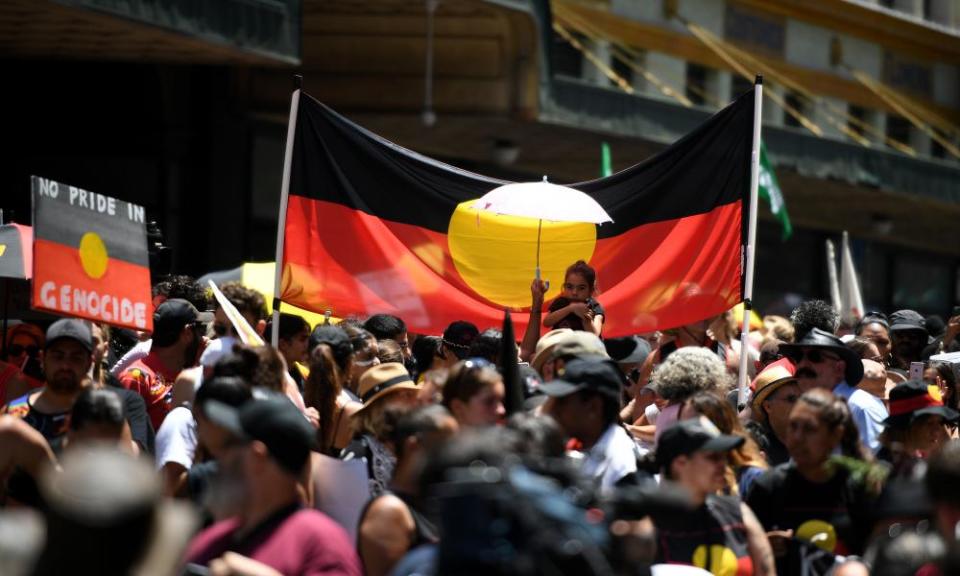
[355,363,419,414]
[750,358,798,415]
[530,329,573,372]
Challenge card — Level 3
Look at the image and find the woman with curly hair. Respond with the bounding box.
[644,347,730,445]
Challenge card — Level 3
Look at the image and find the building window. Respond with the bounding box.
[848,105,867,139]
[724,4,785,57]
[686,63,709,106]
[731,75,753,102]
[783,91,805,129]
[611,53,634,90]
[886,115,912,150]
[552,30,583,78]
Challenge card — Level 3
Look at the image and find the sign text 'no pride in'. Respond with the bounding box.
[32,176,153,331]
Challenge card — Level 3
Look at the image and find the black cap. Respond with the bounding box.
[203,395,315,475]
[308,324,352,357]
[656,417,744,468]
[889,309,926,333]
[604,336,651,365]
[45,319,93,353]
[442,321,479,360]
[539,356,622,400]
[153,298,213,339]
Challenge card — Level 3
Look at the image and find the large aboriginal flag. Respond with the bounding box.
[281,90,755,337]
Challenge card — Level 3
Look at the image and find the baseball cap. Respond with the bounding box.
[203,395,315,475]
[442,321,479,360]
[308,324,352,358]
[45,319,93,353]
[889,310,926,333]
[153,298,213,339]
[551,331,608,362]
[656,416,745,468]
[604,336,651,365]
[539,356,622,400]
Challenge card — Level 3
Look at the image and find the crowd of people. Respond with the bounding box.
[2,259,960,576]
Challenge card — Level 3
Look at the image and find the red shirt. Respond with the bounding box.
[118,352,177,430]
[183,505,362,576]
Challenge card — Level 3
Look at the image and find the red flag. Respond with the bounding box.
[280,92,754,336]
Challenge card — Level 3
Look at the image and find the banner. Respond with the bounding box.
[280,90,755,336]
[31,176,153,331]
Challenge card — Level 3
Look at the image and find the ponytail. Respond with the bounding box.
[797,388,873,462]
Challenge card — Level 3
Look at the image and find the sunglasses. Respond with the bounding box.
[783,349,841,364]
[461,357,495,371]
[6,344,39,357]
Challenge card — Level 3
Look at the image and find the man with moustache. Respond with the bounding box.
[1,319,95,452]
[780,328,887,452]
[120,299,211,431]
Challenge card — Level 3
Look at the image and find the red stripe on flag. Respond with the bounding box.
[33,239,153,331]
[889,394,943,418]
[281,197,741,335]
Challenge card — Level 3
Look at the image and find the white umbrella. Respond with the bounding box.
[472,178,612,280]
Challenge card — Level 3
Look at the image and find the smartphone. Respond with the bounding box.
[910,361,925,382]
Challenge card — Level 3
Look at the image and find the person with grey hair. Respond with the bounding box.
[649,347,730,445]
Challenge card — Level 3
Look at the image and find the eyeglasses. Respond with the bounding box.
[6,344,39,357]
[783,349,841,364]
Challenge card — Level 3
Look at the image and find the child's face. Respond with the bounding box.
[563,272,592,301]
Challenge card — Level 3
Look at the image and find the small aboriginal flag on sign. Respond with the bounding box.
[280,90,754,336]
[31,176,153,331]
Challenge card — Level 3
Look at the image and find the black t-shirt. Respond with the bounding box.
[746,463,873,575]
[547,297,605,331]
[652,494,753,575]
[106,373,156,454]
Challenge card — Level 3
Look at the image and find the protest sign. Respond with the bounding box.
[31,176,152,331]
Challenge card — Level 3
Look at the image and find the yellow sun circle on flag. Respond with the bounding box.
[447,200,597,308]
[78,232,109,279]
[797,519,837,552]
[692,544,738,576]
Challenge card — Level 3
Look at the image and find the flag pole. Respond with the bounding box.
[271,75,302,348]
[737,75,763,410]
[826,239,841,315]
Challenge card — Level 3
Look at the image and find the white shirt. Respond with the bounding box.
[154,406,197,471]
[580,424,639,493]
[110,339,152,376]
[834,380,887,453]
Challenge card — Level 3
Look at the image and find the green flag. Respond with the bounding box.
[601,141,613,177]
[758,142,792,240]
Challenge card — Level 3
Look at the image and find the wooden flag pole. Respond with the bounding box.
[737,75,763,410]
[271,75,302,348]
